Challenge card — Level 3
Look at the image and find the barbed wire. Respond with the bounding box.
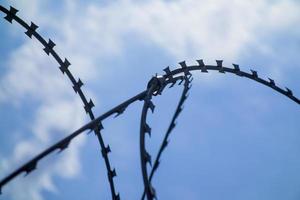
[141,74,193,200]
[139,60,299,200]
[0,5,120,199]
[0,4,299,200]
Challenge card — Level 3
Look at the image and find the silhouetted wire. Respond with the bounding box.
[141,75,193,200]
[0,5,121,199]
[139,60,299,200]
[0,4,299,200]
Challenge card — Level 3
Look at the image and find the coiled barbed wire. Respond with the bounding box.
[0,5,120,199]
[139,60,299,200]
[141,74,193,200]
[0,4,299,200]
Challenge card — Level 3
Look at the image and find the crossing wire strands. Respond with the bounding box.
[0,4,299,200]
[0,5,120,200]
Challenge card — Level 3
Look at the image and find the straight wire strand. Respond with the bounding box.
[0,89,147,194]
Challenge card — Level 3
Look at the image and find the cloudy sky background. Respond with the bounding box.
[0,0,300,199]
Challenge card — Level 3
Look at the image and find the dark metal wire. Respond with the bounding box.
[139,60,299,200]
[0,5,121,199]
[0,4,299,200]
[0,89,147,194]
[141,74,193,200]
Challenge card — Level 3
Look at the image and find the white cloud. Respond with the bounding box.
[81,0,299,61]
[0,0,299,199]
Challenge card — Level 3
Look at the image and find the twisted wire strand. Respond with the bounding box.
[141,75,193,200]
[140,60,299,200]
[0,5,122,199]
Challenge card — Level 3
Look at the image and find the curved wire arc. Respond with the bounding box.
[140,60,299,200]
[141,75,193,200]
[0,5,121,198]
[140,76,189,200]
[165,60,300,104]
[1,5,299,200]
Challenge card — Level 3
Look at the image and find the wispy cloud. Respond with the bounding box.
[0,0,299,199]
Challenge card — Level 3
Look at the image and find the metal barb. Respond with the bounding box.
[59,58,71,74]
[73,78,84,93]
[25,22,38,38]
[24,161,37,176]
[4,6,18,23]
[250,69,258,79]
[102,145,111,157]
[43,39,56,55]
[179,61,192,76]
[84,99,95,113]
[268,78,276,87]
[196,59,208,72]
[216,60,225,73]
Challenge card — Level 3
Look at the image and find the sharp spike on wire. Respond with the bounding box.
[59,58,70,74]
[114,106,126,118]
[149,185,157,199]
[109,168,117,178]
[216,60,223,67]
[268,78,276,87]
[144,123,152,137]
[196,59,208,72]
[144,151,152,166]
[93,122,104,133]
[178,78,185,85]
[24,161,37,176]
[148,101,155,113]
[73,78,84,93]
[163,66,171,76]
[161,140,169,151]
[43,39,55,55]
[233,63,240,71]
[25,22,38,38]
[84,99,95,113]
[169,122,176,132]
[179,61,192,76]
[232,63,242,76]
[102,145,111,157]
[250,69,258,78]
[4,6,18,23]
[179,61,187,68]
[152,160,160,173]
[285,87,293,96]
[196,59,205,66]
[216,60,225,73]
[57,139,71,153]
[169,82,176,88]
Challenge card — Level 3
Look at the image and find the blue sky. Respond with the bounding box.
[0,0,300,200]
